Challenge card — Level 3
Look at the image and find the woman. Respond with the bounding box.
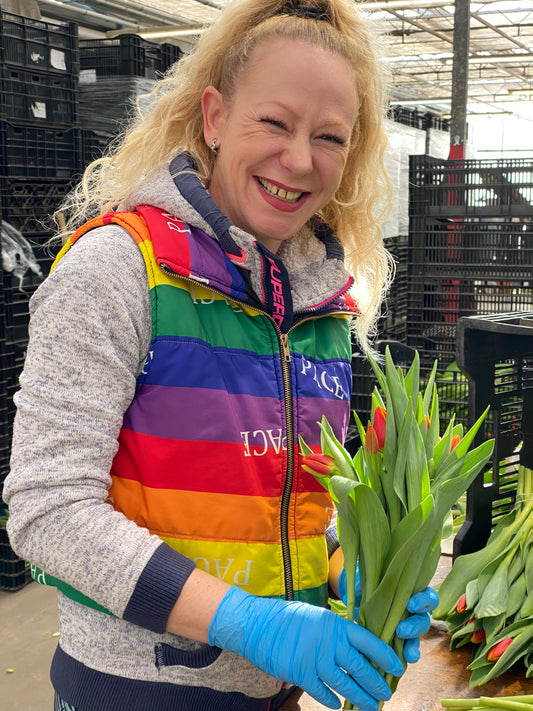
[4,1,437,710]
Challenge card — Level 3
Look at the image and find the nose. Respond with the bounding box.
[279,133,313,176]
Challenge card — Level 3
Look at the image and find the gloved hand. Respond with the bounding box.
[395,587,440,663]
[338,568,439,664]
[208,585,404,711]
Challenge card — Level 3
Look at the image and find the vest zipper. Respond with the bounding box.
[278,331,294,600]
[159,263,352,601]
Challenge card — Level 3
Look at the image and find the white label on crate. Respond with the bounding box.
[50,49,67,71]
[79,69,97,84]
[30,51,46,66]
[31,102,47,119]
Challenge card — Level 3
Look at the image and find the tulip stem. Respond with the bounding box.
[479,698,533,710]
[441,697,533,710]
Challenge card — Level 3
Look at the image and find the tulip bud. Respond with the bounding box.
[470,628,486,644]
[365,424,380,455]
[302,453,335,477]
[487,637,513,661]
[424,415,431,430]
[373,407,387,451]
[456,593,467,613]
[451,434,461,451]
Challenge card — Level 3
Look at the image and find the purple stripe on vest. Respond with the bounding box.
[123,386,283,441]
[122,385,348,444]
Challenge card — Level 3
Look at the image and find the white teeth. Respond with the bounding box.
[259,178,302,203]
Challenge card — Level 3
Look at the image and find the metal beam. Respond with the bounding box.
[449,0,471,155]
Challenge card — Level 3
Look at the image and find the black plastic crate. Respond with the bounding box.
[375,235,409,341]
[0,179,72,237]
[387,106,427,130]
[454,311,533,557]
[80,35,182,79]
[0,121,82,180]
[0,65,78,126]
[407,275,533,357]
[160,43,183,73]
[81,128,113,168]
[79,75,155,136]
[0,266,44,345]
[0,10,78,76]
[409,155,533,218]
[409,217,533,280]
[0,522,31,591]
[0,225,47,347]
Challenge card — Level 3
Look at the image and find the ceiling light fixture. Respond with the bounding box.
[507,88,533,95]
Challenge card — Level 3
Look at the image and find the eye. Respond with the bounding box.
[318,133,346,146]
[260,116,287,130]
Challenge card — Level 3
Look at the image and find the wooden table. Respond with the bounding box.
[280,556,531,711]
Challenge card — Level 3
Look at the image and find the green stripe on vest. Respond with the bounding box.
[31,565,114,616]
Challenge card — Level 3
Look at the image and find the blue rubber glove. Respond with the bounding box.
[396,587,440,663]
[208,585,404,711]
[338,569,439,664]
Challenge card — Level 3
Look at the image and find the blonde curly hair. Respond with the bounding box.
[56,0,393,347]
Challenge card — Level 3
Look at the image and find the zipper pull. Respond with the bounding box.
[280,333,291,363]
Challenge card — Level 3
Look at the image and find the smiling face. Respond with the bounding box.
[201,37,359,253]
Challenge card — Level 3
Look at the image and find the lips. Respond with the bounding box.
[257,177,305,203]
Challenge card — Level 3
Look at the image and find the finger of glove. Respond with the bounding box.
[344,622,403,677]
[403,636,421,664]
[322,665,383,711]
[328,645,393,708]
[406,587,439,614]
[396,612,431,639]
[301,678,342,710]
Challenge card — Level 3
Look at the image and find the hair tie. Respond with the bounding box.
[287,3,331,21]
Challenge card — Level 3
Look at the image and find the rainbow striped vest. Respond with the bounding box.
[35,204,358,610]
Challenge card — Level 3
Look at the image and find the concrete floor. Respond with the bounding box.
[1,582,58,709]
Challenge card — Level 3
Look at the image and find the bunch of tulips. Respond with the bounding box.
[301,347,494,710]
[433,464,533,686]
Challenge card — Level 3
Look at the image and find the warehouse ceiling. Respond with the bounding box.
[34,0,533,119]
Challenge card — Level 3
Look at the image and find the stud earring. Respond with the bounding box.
[210,137,218,155]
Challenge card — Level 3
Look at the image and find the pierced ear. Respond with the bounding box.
[201,86,225,149]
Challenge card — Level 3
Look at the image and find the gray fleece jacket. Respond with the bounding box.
[4,156,354,711]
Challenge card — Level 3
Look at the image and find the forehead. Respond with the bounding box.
[233,37,358,116]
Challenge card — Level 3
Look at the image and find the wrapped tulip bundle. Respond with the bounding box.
[301,347,494,710]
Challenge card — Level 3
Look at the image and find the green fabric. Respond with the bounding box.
[31,565,114,616]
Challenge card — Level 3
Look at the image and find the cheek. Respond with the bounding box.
[322,158,346,196]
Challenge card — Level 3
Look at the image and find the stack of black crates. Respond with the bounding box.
[350,156,533,555]
[454,312,533,556]
[408,156,533,429]
[79,34,182,164]
[0,10,81,253]
[0,10,81,590]
[407,156,533,365]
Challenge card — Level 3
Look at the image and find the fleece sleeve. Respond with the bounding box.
[3,225,196,632]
